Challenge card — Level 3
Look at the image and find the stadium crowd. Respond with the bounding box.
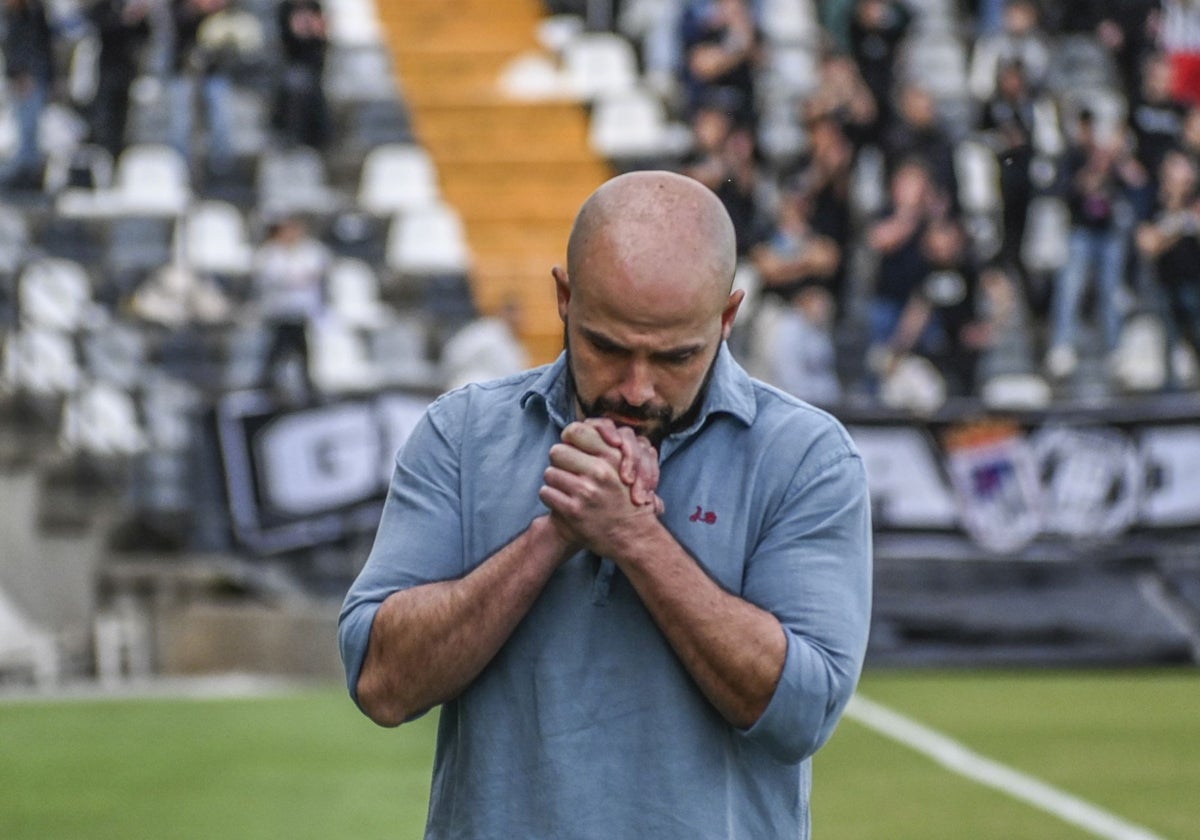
[596,0,1200,407]
[2,0,1200,553]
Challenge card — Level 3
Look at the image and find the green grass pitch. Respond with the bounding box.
[2,668,1196,839]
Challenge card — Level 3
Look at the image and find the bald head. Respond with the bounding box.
[566,171,738,308]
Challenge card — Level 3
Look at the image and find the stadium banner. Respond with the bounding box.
[215,389,434,554]
[848,395,1200,560]
[216,389,1200,558]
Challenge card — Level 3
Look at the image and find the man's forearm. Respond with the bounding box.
[612,521,787,730]
[356,516,572,727]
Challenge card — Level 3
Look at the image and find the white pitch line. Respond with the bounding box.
[845,694,1169,840]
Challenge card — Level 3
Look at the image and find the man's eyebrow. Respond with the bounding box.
[580,326,705,359]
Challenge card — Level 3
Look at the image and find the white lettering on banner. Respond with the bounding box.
[1138,426,1200,526]
[1030,426,1142,539]
[254,404,382,517]
[847,426,958,528]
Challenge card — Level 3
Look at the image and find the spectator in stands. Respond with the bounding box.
[1180,103,1200,159]
[275,0,330,150]
[0,0,55,191]
[745,185,844,405]
[1045,108,1148,379]
[749,186,842,301]
[968,0,1050,101]
[979,58,1040,282]
[169,0,260,178]
[764,283,844,406]
[1132,52,1187,213]
[680,0,762,129]
[866,158,952,357]
[783,112,855,309]
[86,0,152,160]
[682,117,767,256]
[906,218,992,396]
[1094,0,1159,98]
[1135,149,1200,383]
[883,82,960,209]
[803,51,878,146]
[339,170,871,839]
[251,213,332,398]
[848,0,910,135]
[1161,0,1200,106]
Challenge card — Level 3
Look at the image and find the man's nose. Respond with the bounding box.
[618,359,655,406]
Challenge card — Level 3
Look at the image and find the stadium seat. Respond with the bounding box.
[357,143,440,216]
[562,32,640,100]
[176,200,254,277]
[757,94,807,168]
[323,45,398,103]
[955,139,1001,214]
[110,144,192,215]
[903,34,968,100]
[324,0,384,46]
[764,44,820,100]
[57,144,190,218]
[81,322,148,391]
[2,327,83,396]
[498,52,571,101]
[58,380,148,457]
[327,257,393,328]
[367,318,439,387]
[139,372,202,452]
[0,205,29,278]
[588,90,692,163]
[536,14,585,53]
[257,146,343,218]
[1045,35,1119,95]
[385,203,471,276]
[759,0,819,44]
[308,320,380,393]
[1021,196,1070,274]
[18,258,99,332]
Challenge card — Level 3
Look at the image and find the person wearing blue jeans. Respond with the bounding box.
[168,0,235,175]
[1045,110,1147,378]
[0,0,54,189]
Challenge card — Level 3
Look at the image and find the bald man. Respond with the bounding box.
[339,171,872,839]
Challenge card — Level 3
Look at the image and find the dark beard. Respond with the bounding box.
[564,326,720,448]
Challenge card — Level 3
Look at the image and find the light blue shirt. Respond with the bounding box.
[339,345,872,839]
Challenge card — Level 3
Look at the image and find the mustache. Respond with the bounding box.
[582,395,673,425]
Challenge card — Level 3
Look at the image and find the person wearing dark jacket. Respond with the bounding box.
[275,0,330,148]
[87,0,152,159]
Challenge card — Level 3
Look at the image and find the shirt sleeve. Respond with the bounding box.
[337,397,465,709]
[738,430,872,763]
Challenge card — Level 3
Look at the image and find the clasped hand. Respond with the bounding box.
[539,418,664,558]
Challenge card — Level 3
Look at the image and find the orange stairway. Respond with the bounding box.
[377,0,614,364]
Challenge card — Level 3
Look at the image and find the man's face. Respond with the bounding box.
[555,245,740,446]
[565,322,721,447]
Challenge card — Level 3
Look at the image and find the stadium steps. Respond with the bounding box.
[377,0,612,364]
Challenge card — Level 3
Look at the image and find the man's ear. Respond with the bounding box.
[720,288,745,340]
[552,266,570,323]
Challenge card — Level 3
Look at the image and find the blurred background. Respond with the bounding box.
[1,0,1199,700]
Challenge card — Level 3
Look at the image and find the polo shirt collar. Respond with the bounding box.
[520,343,757,440]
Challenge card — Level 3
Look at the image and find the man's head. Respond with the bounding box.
[552,171,743,446]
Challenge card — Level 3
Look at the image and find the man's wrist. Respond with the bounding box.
[529,514,579,563]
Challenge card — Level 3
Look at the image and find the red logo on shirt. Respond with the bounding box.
[689,506,717,524]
